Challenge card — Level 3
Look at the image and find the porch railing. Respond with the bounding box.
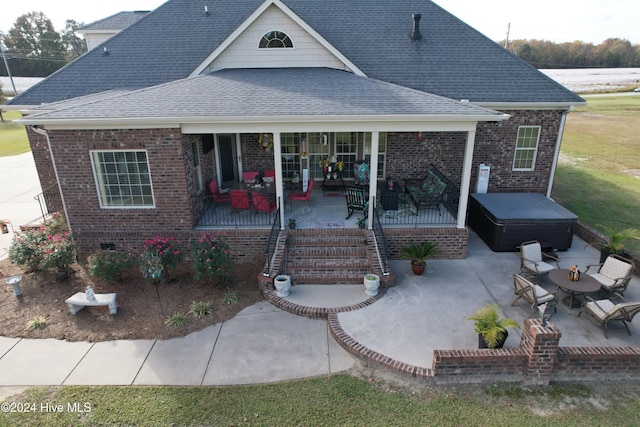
[263,200,282,276]
[376,165,459,227]
[195,195,280,228]
[34,184,63,222]
[372,198,390,275]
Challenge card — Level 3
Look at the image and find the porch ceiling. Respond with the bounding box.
[19,68,508,129]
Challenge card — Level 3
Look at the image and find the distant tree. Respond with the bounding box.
[60,19,86,62]
[506,37,640,69]
[3,12,66,77]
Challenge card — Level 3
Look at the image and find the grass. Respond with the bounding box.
[552,94,640,253]
[1,375,640,426]
[0,110,30,156]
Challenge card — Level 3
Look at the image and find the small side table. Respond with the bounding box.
[322,175,344,192]
[378,181,402,210]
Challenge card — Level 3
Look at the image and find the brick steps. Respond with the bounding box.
[283,229,373,285]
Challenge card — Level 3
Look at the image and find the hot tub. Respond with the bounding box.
[468,193,578,252]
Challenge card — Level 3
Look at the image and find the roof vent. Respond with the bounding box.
[410,14,422,41]
[204,6,210,16]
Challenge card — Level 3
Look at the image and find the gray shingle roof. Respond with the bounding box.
[22,68,505,122]
[9,0,584,106]
[79,11,149,31]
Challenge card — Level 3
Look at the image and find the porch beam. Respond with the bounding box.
[457,130,476,229]
[367,131,380,227]
[272,132,285,230]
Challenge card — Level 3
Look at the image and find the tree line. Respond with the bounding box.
[0,12,86,77]
[505,38,640,69]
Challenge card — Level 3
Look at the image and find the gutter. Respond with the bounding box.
[29,125,71,232]
[546,106,572,198]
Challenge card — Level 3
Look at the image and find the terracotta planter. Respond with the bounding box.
[411,262,425,275]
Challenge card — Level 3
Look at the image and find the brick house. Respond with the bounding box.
[5,0,584,278]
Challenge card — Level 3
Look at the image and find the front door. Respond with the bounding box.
[216,134,238,188]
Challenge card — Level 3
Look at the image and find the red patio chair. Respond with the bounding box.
[264,169,276,185]
[252,192,277,213]
[230,189,250,210]
[208,180,230,203]
[242,171,259,182]
[288,179,313,210]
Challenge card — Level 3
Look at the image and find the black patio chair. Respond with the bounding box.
[344,186,368,219]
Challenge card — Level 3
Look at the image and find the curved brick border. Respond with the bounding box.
[327,312,433,380]
[263,287,387,319]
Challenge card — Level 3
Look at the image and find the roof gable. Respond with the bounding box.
[195,1,361,75]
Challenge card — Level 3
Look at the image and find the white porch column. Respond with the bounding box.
[457,130,476,229]
[547,109,570,198]
[367,131,380,228]
[272,132,285,230]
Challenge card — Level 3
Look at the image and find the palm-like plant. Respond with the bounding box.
[599,226,640,254]
[465,303,520,348]
[399,241,438,266]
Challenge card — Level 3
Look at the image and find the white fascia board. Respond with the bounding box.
[475,101,586,110]
[19,113,508,132]
[189,0,365,77]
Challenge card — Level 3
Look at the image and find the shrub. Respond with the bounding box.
[189,233,234,286]
[9,214,76,279]
[222,290,240,304]
[87,249,135,282]
[165,312,187,327]
[189,301,213,318]
[9,227,48,271]
[140,236,184,282]
[27,316,48,331]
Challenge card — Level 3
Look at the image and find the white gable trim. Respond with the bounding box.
[189,0,365,77]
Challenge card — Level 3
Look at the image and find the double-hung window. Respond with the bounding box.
[91,150,154,208]
[512,126,540,171]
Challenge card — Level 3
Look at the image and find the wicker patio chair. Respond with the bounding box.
[584,254,635,299]
[579,298,640,338]
[519,240,559,278]
[511,274,558,318]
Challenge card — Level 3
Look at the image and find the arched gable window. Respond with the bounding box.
[259,31,293,49]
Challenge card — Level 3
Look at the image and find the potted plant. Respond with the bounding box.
[357,218,366,229]
[465,303,520,349]
[596,226,640,263]
[399,241,438,275]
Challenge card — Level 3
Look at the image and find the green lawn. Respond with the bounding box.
[551,94,640,253]
[1,375,640,426]
[0,109,30,156]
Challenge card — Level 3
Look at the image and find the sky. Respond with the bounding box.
[0,0,639,45]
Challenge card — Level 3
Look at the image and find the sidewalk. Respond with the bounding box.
[0,152,43,260]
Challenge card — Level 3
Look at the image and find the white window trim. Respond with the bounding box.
[257,30,295,49]
[512,126,541,171]
[90,149,155,209]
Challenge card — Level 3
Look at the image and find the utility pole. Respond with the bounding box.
[504,23,511,51]
[0,38,18,97]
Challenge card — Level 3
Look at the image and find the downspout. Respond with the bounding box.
[546,107,572,198]
[29,125,71,230]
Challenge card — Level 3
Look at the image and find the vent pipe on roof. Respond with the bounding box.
[204,6,210,16]
[410,14,422,41]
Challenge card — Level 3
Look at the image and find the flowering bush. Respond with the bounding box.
[8,214,76,280]
[87,249,135,282]
[140,236,184,282]
[189,233,233,287]
[9,227,48,272]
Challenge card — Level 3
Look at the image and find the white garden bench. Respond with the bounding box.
[65,292,118,315]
